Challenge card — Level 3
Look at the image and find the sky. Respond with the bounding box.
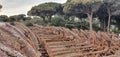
[0,0,67,16]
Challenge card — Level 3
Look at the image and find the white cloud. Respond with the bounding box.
[0,4,33,16]
[0,0,67,16]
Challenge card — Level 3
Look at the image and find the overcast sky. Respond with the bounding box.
[0,0,67,16]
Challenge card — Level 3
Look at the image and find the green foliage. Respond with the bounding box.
[67,0,103,4]
[0,5,2,9]
[65,20,88,29]
[113,30,120,34]
[93,23,102,31]
[10,22,15,25]
[51,17,66,27]
[28,2,61,16]
[97,0,120,32]
[9,16,16,22]
[1,0,120,34]
[0,15,9,22]
[23,17,32,21]
[24,21,33,26]
[107,0,120,15]
[9,14,26,22]
[28,2,62,23]
[63,0,103,14]
[65,24,75,29]
[23,17,48,26]
[35,2,60,11]
[63,0,103,30]
[0,14,30,24]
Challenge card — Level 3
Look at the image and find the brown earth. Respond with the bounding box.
[0,22,120,57]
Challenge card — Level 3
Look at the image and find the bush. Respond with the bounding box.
[10,22,15,25]
[24,21,33,26]
[113,30,120,35]
[51,17,66,27]
[23,18,48,26]
[65,24,75,29]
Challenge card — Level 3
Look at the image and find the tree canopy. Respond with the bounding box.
[97,0,120,32]
[9,14,26,22]
[63,0,103,30]
[1,0,120,33]
[0,5,2,9]
[0,5,2,12]
[28,2,62,22]
[0,15,9,22]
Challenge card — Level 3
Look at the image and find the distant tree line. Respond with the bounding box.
[27,0,120,32]
[1,0,120,33]
[0,5,2,11]
[0,14,32,22]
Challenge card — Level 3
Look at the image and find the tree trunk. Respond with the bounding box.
[48,16,52,22]
[41,16,46,22]
[64,16,70,27]
[103,18,106,32]
[107,9,111,32]
[46,16,52,26]
[87,13,93,31]
[116,19,120,30]
[80,18,83,29]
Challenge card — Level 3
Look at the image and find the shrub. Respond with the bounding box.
[51,17,66,27]
[10,22,15,25]
[24,21,33,26]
